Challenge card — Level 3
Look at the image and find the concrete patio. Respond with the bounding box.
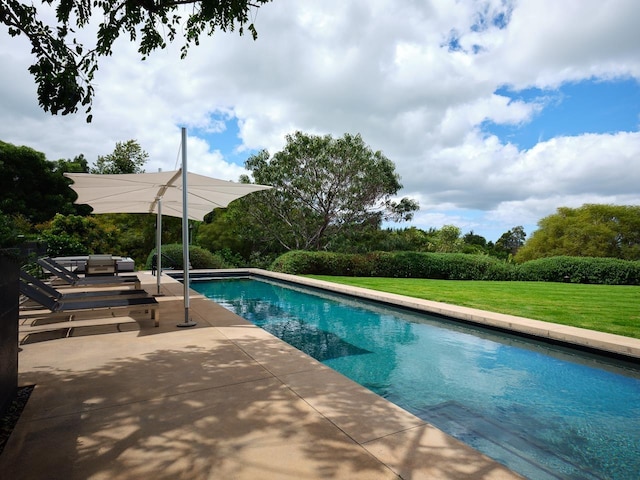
[1,270,528,479]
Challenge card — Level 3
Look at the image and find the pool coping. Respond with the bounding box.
[185,268,640,362]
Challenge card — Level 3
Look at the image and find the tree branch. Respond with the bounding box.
[1,0,273,121]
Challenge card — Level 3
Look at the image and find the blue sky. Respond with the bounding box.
[484,79,640,150]
[191,117,256,170]
[1,0,639,242]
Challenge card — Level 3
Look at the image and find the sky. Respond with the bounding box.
[1,0,639,242]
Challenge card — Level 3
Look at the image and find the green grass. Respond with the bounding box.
[307,276,640,339]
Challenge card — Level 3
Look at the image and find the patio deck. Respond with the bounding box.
[2,271,527,479]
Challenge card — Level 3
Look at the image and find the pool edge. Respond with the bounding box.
[181,268,640,363]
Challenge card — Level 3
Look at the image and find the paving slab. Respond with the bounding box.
[362,424,520,480]
[280,368,426,444]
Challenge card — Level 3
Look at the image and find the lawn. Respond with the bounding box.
[307,276,640,339]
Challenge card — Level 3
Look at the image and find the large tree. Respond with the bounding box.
[91,139,148,174]
[1,0,273,121]
[516,204,640,262]
[237,131,419,251]
[494,226,526,257]
[0,140,79,223]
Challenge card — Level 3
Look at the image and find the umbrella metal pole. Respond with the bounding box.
[155,198,163,296]
[178,127,196,327]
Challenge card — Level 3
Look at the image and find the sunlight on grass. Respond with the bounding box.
[308,276,640,339]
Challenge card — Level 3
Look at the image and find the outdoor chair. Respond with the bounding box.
[20,270,150,304]
[37,257,141,289]
[19,278,159,327]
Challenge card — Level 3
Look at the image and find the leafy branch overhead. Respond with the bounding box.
[0,0,273,122]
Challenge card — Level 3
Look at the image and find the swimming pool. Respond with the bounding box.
[191,277,640,480]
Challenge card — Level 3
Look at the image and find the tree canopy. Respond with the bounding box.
[39,213,118,257]
[236,131,419,251]
[516,204,640,262]
[1,0,273,121]
[427,225,463,253]
[52,154,90,174]
[91,139,149,174]
[197,208,255,258]
[0,140,79,223]
[495,225,526,257]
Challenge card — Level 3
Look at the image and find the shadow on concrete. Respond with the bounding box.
[3,331,520,479]
[1,342,387,479]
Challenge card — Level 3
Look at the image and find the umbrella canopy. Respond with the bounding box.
[64,169,271,221]
[65,164,271,326]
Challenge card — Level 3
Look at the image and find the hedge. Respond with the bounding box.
[145,244,227,270]
[270,251,517,281]
[516,256,640,285]
[270,251,640,285]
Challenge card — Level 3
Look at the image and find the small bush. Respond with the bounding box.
[145,244,226,270]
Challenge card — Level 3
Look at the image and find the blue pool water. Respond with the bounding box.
[191,277,640,480]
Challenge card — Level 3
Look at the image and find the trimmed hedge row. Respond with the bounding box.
[270,251,640,285]
[517,256,640,285]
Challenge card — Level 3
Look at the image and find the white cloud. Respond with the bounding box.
[486,0,640,87]
[1,0,638,241]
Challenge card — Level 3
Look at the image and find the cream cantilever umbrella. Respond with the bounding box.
[65,128,271,326]
[64,169,267,221]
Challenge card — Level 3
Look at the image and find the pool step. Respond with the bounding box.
[418,401,603,480]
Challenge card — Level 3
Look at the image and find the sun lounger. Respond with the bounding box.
[20,270,150,303]
[37,257,141,289]
[19,278,159,326]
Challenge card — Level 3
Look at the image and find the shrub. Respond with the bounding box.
[271,251,517,280]
[145,244,226,270]
[248,252,278,270]
[517,256,640,285]
[216,248,245,268]
[270,251,315,274]
[40,232,89,257]
[270,251,640,285]
[270,250,353,275]
[0,211,19,248]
